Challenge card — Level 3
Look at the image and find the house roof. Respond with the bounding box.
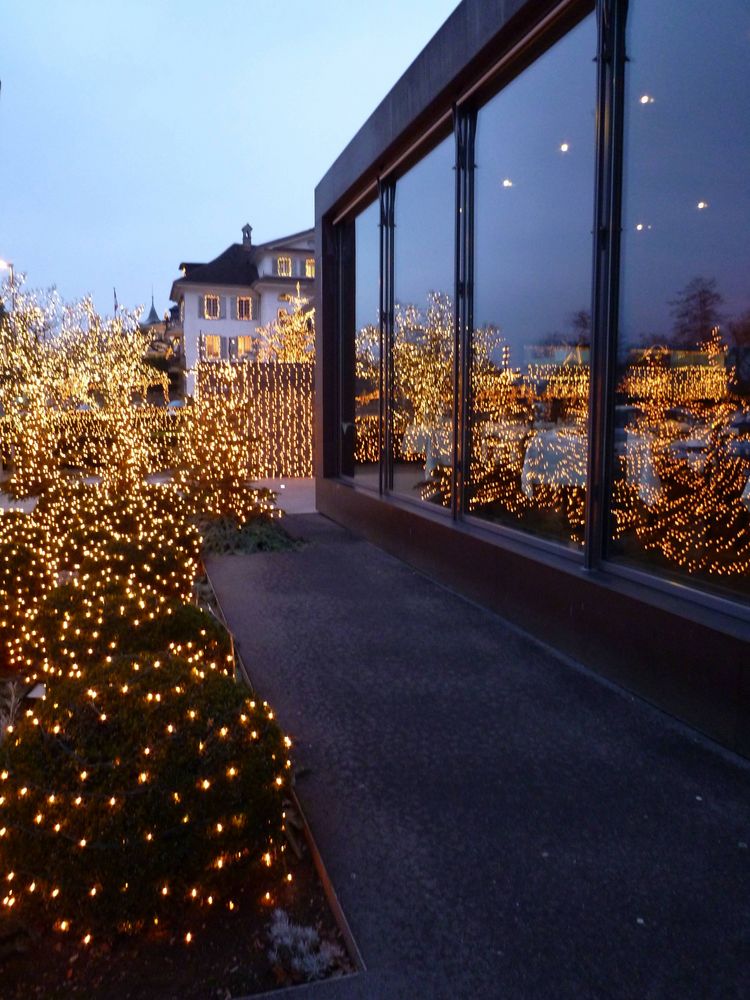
[175,244,260,288]
[170,226,314,302]
[252,227,315,251]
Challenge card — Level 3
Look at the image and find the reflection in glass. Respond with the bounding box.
[467,15,596,547]
[392,136,455,506]
[353,201,380,487]
[610,0,750,599]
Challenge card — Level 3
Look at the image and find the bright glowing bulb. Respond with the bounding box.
[639,94,654,104]
[560,142,569,152]
[502,178,513,188]
[697,201,708,210]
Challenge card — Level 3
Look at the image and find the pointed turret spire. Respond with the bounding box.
[143,291,161,327]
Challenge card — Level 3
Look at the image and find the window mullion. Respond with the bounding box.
[585,0,628,569]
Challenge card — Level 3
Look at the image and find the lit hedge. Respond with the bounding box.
[19,583,233,682]
[0,650,290,942]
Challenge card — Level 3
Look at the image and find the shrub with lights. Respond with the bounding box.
[19,581,234,684]
[0,651,290,942]
[0,281,299,951]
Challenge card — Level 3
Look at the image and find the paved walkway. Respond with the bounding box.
[207,515,750,1000]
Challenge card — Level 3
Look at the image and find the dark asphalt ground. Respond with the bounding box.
[207,514,750,1000]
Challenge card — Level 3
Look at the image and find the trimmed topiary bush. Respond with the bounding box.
[0,651,291,943]
[19,582,233,682]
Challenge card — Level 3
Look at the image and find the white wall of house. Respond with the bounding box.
[179,281,312,395]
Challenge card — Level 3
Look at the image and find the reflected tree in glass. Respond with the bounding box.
[392,291,454,505]
[609,0,750,599]
[466,14,596,547]
[392,136,455,506]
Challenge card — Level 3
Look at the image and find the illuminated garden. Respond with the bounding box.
[0,281,343,996]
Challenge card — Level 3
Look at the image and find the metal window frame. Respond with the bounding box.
[584,0,627,569]
[379,180,396,496]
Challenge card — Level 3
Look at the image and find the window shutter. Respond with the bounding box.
[198,295,204,318]
[255,295,261,322]
[220,336,229,360]
[219,296,226,320]
[230,295,237,320]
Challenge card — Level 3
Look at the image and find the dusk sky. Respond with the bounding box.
[1,0,459,318]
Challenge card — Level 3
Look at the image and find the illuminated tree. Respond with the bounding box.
[255,284,315,364]
[176,363,278,521]
[0,278,168,496]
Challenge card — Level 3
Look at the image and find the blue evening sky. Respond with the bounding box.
[1,0,459,317]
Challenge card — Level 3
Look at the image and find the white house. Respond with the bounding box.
[169,224,316,395]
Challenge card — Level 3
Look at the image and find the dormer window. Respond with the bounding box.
[277,256,292,277]
[237,296,253,321]
[204,294,220,320]
[305,258,315,278]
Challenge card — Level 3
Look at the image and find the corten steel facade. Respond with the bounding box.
[314,0,750,754]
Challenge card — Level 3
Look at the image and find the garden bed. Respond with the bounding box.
[0,842,353,999]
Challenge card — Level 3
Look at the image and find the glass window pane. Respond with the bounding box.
[340,200,380,486]
[609,0,750,601]
[392,135,455,506]
[467,15,596,548]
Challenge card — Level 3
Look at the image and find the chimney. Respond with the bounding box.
[242,223,253,247]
